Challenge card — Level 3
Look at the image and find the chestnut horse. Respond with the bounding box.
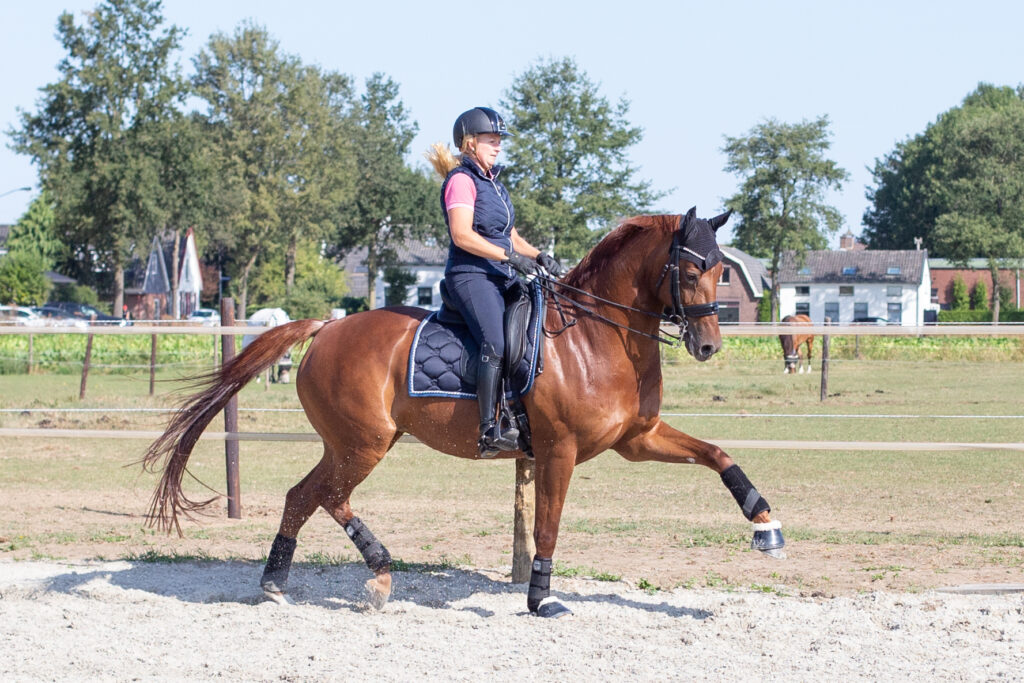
[143,209,785,618]
[779,314,814,374]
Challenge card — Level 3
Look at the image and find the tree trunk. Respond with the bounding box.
[285,235,297,295]
[366,240,379,310]
[237,251,259,321]
[989,260,1001,324]
[171,229,181,318]
[113,265,125,316]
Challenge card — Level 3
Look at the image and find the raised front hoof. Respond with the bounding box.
[262,589,295,606]
[531,597,572,619]
[751,520,786,559]
[364,573,392,611]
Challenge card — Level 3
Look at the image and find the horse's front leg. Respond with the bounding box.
[527,452,577,619]
[614,421,785,557]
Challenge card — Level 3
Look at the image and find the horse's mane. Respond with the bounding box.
[564,214,679,288]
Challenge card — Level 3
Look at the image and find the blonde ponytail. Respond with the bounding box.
[425,142,460,179]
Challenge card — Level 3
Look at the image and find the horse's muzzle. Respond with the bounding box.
[683,329,720,362]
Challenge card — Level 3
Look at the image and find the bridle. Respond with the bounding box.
[537,216,721,346]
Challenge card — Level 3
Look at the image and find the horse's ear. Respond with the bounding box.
[709,210,733,231]
[683,206,697,225]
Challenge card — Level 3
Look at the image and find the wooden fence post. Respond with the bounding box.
[820,317,831,402]
[511,458,537,583]
[149,334,157,396]
[27,333,34,374]
[79,331,94,400]
[221,298,241,519]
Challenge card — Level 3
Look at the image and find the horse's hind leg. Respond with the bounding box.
[260,455,333,603]
[318,438,400,609]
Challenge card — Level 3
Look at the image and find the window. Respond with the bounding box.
[798,266,811,275]
[842,266,857,276]
[718,302,739,324]
[795,302,810,316]
[887,266,901,275]
[417,287,433,306]
[718,267,731,285]
[854,302,868,319]
[931,288,939,303]
[795,286,810,296]
[887,285,902,297]
[839,285,854,296]
[824,301,839,322]
[887,302,902,324]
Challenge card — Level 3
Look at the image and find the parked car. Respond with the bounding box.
[44,301,121,324]
[0,305,44,326]
[852,316,890,325]
[187,308,221,326]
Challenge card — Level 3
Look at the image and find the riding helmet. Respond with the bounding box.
[453,107,512,148]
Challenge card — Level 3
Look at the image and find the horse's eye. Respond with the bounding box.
[684,271,699,285]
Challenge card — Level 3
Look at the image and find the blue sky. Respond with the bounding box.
[2,1,1022,247]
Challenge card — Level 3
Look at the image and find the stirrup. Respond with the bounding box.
[478,421,519,458]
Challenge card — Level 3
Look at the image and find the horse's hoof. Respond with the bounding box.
[751,519,785,558]
[263,589,295,606]
[364,574,391,611]
[533,597,573,619]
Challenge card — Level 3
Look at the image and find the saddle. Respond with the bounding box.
[407,278,545,456]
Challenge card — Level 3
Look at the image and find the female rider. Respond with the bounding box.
[426,106,563,457]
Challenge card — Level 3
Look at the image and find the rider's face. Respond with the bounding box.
[471,133,502,171]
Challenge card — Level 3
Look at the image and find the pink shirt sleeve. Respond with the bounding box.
[444,173,476,212]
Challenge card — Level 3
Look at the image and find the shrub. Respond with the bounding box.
[0,252,52,305]
[970,280,989,310]
[950,276,969,310]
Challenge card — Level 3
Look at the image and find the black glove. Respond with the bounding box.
[536,252,566,277]
[505,250,538,276]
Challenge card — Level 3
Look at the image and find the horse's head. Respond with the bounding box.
[667,207,731,362]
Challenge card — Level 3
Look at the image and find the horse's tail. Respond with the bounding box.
[141,318,328,535]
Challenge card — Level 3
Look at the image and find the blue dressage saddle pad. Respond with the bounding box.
[407,281,544,400]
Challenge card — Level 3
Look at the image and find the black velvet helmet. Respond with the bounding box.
[452,107,512,148]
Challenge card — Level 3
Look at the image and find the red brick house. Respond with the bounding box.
[928,258,1021,309]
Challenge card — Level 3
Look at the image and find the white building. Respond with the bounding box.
[341,239,447,310]
[777,249,935,325]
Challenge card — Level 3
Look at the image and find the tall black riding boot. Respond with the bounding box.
[477,344,519,457]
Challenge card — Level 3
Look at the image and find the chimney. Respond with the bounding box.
[839,231,855,251]
[914,237,923,251]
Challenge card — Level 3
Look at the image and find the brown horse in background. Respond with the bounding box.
[779,314,814,374]
[143,208,785,618]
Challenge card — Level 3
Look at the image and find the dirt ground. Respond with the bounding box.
[2,483,1021,598]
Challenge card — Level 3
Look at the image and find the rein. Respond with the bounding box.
[536,219,720,346]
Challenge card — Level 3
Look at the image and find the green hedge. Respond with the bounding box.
[663,334,1024,363]
[938,309,1024,323]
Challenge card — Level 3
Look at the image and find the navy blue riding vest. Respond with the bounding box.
[441,157,517,279]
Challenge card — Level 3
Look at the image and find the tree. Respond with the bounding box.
[864,84,1024,321]
[192,22,316,318]
[723,116,848,321]
[5,192,62,269]
[499,57,663,260]
[970,280,989,311]
[330,74,437,308]
[8,0,186,312]
[382,266,417,307]
[950,275,969,310]
[0,252,52,305]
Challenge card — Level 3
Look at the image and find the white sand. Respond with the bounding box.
[1,560,1021,681]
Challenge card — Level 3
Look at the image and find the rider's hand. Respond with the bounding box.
[535,252,566,277]
[505,250,538,276]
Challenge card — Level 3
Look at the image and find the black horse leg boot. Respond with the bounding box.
[477,343,519,457]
